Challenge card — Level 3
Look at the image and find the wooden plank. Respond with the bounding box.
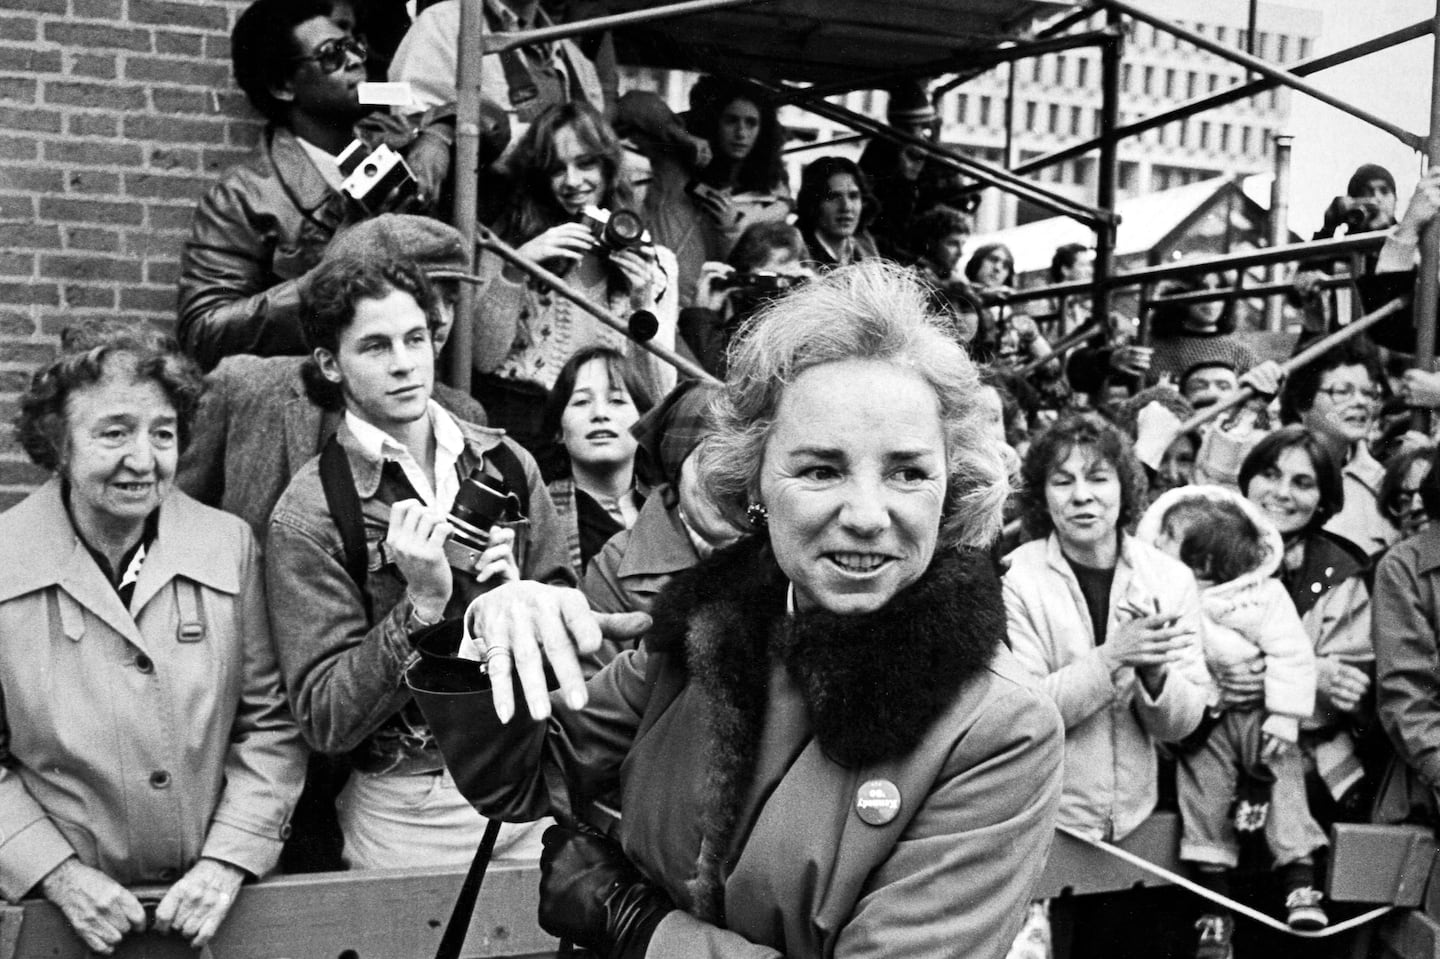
[10,865,560,959]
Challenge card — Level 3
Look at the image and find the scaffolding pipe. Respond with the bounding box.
[488,0,770,52]
[762,81,1111,225]
[1103,0,1426,150]
[462,229,721,385]
[449,0,485,392]
[1093,20,1122,331]
[1268,134,1294,331]
[782,132,868,154]
[1013,21,1428,179]
[998,232,1390,306]
[1414,1,1440,431]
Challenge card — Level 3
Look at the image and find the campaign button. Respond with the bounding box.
[855,779,901,826]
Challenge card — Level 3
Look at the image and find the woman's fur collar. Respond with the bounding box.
[644,537,1006,922]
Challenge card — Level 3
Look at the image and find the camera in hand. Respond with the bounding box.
[338,140,418,214]
[442,467,524,573]
[1341,196,1380,230]
[578,206,648,254]
[714,271,807,297]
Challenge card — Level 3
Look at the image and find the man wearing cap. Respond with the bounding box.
[858,81,972,263]
[177,0,498,372]
[1293,162,1399,326]
[178,215,489,538]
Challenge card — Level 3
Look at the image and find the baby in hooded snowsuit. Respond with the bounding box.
[1139,486,1329,946]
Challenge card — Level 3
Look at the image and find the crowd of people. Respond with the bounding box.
[6,0,1440,957]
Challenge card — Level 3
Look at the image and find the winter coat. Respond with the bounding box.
[411,540,1064,959]
[1375,525,1440,791]
[581,488,700,615]
[0,481,306,899]
[1003,533,1211,841]
[1137,485,1317,742]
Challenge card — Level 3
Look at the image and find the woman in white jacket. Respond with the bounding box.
[1004,413,1212,957]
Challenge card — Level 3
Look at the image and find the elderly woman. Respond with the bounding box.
[0,326,305,954]
[1003,413,1211,958]
[410,261,1063,958]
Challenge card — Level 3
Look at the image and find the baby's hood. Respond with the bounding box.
[1135,484,1284,594]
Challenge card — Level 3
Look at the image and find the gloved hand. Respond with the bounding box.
[538,825,673,959]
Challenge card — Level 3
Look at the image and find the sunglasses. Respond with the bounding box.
[291,35,367,74]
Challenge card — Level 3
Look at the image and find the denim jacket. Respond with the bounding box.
[265,416,574,774]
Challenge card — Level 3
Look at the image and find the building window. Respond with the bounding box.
[1208,73,1219,92]
[1257,31,1269,58]
[1077,58,1090,87]
[1048,103,1060,134]
[1220,122,1231,152]
[1055,56,1067,86]
[1299,37,1311,58]
[1178,120,1189,146]
[1277,34,1289,61]
[1240,125,1252,154]
[1032,58,1044,83]
[1158,124,1168,146]
[1164,68,1176,98]
[1194,22,1205,37]
[1199,120,1211,149]
[954,93,968,124]
[1142,65,1154,95]
[1216,25,1227,43]
[1071,104,1084,136]
[1186,71,1198,98]
[1093,107,1103,132]
[1025,100,1037,130]
[1236,28,1247,51]
[1122,63,1133,91]
[1269,88,1279,110]
[979,95,992,126]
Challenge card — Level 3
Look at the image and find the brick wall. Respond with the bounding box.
[0,0,259,510]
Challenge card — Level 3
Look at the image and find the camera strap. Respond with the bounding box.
[484,440,531,519]
[319,434,374,624]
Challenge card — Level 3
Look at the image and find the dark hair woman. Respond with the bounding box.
[540,346,655,578]
[470,100,679,451]
[409,261,1063,957]
[1146,270,1258,384]
[3,324,304,953]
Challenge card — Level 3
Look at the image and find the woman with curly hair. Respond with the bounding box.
[1004,412,1211,957]
[0,324,304,953]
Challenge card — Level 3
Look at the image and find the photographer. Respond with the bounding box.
[265,251,575,869]
[471,101,679,451]
[178,0,485,372]
[1292,163,1399,327]
[679,221,813,377]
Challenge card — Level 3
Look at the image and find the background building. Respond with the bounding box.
[624,0,1319,234]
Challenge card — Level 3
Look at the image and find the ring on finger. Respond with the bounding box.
[483,645,513,668]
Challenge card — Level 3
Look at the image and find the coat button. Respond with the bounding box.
[149,770,171,789]
[135,654,153,674]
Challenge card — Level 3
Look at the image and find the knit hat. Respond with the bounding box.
[614,90,708,169]
[324,214,468,276]
[631,380,717,489]
[1347,162,1395,198]
[886,81,937,128]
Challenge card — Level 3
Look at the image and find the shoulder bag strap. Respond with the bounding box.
[319,434,373,624]
[434,819,503,959]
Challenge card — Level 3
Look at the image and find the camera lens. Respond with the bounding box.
[604,209,645,248]
[362,162,378,178]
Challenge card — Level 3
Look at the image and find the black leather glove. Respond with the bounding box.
[538,825,673,959]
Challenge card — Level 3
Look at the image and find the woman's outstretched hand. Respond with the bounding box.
[465,582,651,723]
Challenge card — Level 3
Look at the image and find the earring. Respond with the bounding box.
[746,502,769,528]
